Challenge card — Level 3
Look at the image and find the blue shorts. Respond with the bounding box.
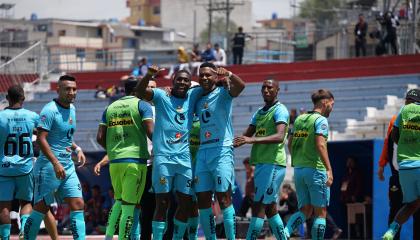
[33,162,82,205]
[0,171,34,202]
[399,168,420,203]
[195,146,234,193]
[152,153,193,195]
[254,164,286,204]
[294,167,330,208]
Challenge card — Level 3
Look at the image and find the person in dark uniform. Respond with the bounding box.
[232,27,251,65]
[354,14,368,57]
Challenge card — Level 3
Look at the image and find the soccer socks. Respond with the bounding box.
[20,214,30,234]
[106,200,122,238]
[119,204,135,240]
[187,217,199,240]
[285,211,306,236]
[222,205,236,240]
[0,224,11,240]
[199,208,216,240]
[383,221,401,239]
[152,221,166,240]
[130,207,141,240]
[311,217,326,240]
[70,210,86,240]
[268,214,287,240]
[246,217,264,240]
[173,219,188,240]
[23,210,44,240]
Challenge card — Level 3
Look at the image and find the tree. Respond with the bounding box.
[299,0,341,31]
[200,17,238,45]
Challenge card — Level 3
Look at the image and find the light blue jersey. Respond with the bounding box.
[151,87,202,156]
[195,86,233,149]
[37,100,77,172]
[0,108,39,176]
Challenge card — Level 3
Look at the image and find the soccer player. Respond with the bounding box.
[136,66,202,240]
[382,88,420,240]
[188,115,200,240]
[23,75,87,240]
[0,85,57,240]
[96,78,153,240]
[195,62,245,240]
[285,89,335,240]
[234,79,289,240]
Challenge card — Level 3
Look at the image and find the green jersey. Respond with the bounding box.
[102,96,152,162]
[249,102,289,166]
[291,111,329,170]
[189,120,200,164]
[396,103,420,163]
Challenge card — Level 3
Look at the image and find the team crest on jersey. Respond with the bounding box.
[176,106,183,113]
[321,124,327,130]
[175,132,182,139]
[159,177,167,185]
[205,131,211,139]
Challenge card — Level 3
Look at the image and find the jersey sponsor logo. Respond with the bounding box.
[204,131,211,139]
[7,117,26,122]
[293,130,309,138]
[402,122,420,131]
[66,128,74,139]
[1,162,11,168]
[266,187,273,195]
[174,113,185,125]
[201,110,211,123]
[175,132,182,139]
[58,152,71,158]
[201,139,219,145]
[159,176,167,185]
[255,128,266,137]
[108,118,134,127]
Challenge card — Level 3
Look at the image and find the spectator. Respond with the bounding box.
[87,185,104,227]
[214,43,227,66]
[232,26,251,64]
[340,156,364,203]
[238,157,255,217]
[354,14,368,57]
[383,11,399,55]
[95,85,107,99]
[81,182,91,203]
[165,46,190,79]
[190,43,203,76]
[278,183,298,222]
[201,42,216,62]
[131,58,150,77]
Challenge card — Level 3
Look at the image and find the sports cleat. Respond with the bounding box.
[382,231,394,240]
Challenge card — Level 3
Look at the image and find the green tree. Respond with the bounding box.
[299,0,341,29]
[200,17,238,45]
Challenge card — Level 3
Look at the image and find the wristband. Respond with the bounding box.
[74,146,82,154]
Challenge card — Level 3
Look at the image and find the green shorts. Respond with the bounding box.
[109,162,147,204]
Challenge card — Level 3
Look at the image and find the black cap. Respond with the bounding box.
[405,89,420,102]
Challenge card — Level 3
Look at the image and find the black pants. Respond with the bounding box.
[140,165,155,240]
[232,47,244,65]
[355,39,366,57]
[384,34,398,55]
[238,195,253,217]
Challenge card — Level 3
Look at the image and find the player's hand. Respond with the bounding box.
[326,170,333,187]
[146,65,165,77]
[94,163,101,176]
[233,136,253,147]
[53,162,66,180]
[76,150,87,168]
[211,67,231,77]
[377,166,385,181]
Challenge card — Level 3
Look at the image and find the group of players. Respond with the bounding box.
[0,61,418,240]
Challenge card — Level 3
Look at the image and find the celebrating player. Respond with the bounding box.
[234,79,289,240]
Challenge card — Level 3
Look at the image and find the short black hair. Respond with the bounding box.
[174,69,191,78]
[59,74,76,82]
[124,77,138,95]
[7,85,25,103]
[200,62,217,70]
[214,43,220,48]
[311,89,334,105]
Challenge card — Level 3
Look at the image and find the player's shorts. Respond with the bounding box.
[254,164,286,204]
[0,171,34,202]
[33,162,82,205]
[399,167,420,203]
[152,153,193,195]
[294,167,330,208]
[195,146,234,193]
[110,162,147,204]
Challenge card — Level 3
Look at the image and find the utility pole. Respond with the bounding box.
[413,0,418,53]
[208,0,213,42]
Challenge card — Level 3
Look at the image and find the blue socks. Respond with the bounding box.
[268,214,287,240]
[0,224,11,240]
[23,210,44,240]
[187,217,199,240]
[20,214,30,234]
[311,217,326,240]
[130,207,141,240]
[152,221,166,240]
[70,210,86,240]
[173,219,188,240]
[199,208,216,240]
[246,217,264,240]
[222,205,236,240]
[285,211,306,236]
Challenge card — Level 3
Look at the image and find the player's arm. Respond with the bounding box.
[139,100,154,141]
[71,142,86,167]
[391,126,399,144]
[143,119,154,141]
[37,129,66,179]
[96,125,107,150]
[135,65,163,101]
[94,155,109,176]
[233,125,256,148]
[214,67,245,97]
[315,135,333,186]
[287,135,293,155]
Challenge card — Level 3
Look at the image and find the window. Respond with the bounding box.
[153,6,160,15]
[58,30,66,36]
[326,47,334,60]
[97,28,103,37]
[96,50,104,59]
[76,48,86,58]
[37,24,48,32]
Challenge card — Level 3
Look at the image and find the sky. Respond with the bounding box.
[6,0,302,21]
